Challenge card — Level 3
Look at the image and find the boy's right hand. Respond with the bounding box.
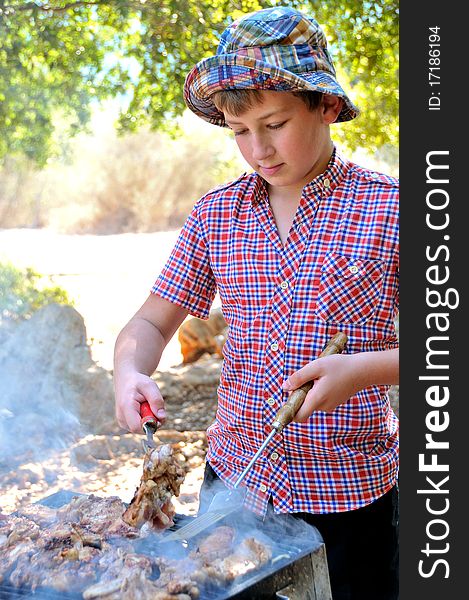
[115,372,166,433]
[113,294,189,434]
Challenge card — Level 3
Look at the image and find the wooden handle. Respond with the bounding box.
[273,332,348,431]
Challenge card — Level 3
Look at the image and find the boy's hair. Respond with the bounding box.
[211,89,323,117]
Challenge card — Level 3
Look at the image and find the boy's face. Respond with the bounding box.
[224,90,339,198]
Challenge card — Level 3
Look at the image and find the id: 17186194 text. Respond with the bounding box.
[428,26,441,111]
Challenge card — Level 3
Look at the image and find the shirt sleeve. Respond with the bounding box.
[151,202,216,319]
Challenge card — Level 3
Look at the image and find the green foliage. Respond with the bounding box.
[1,0,398,164]
[0,0,132,165]
[303,0,399,153]
[0,261,72,320]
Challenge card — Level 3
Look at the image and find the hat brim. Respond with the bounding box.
[184,54,360,126]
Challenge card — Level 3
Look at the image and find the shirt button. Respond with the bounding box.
[270,452,279,462]
[323,178,331,188]
[270,342,279,352]
[348,265,359,274]
[267,397,275,406]
[259,484,268,493]
[280,280,289,290]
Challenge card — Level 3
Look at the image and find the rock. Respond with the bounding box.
[0,304,115,466]
[71,437,115,467]
[178,308,227,364]
[152,355,221,431]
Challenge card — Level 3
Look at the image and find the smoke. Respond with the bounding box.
[0,399,84,466]
[0,303,113,507]
[184,473,324,556]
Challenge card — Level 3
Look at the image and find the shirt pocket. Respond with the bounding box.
[315,252,385,325]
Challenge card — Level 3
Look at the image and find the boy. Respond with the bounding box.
[114,7,399,599]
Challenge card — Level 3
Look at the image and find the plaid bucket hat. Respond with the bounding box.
[184,6,359,127]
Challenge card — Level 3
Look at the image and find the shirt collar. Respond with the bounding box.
[251,173,268,206]
[302,146,350,196]
[250,146,350,206]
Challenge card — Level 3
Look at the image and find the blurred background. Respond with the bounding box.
[0,0,398,514]
[0,0,398,234]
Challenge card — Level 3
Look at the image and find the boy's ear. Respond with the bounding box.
[321,94,343,124]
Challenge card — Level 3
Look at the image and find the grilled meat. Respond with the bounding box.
[0,515,40,583]
[192,525,235,561]
[59,494,140,538]
[82,554,155,599]
[2,497,272,599]
[14,503,58,528]
[8,544,101,591]
[198,535,272,583]
[82,578,123,599]
[122,444,185,530]
[154,527,272,595]
[0,496,137,592]
[154,556,204,598]
[83,568,195,599]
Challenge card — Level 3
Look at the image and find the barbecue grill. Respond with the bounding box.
[1,491,332,600]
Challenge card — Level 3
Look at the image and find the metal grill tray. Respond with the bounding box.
[1,491,323,600]
[0,587,78,600]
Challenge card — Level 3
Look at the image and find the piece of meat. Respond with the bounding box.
[155,529,272,594]
[121,571,193,600]
[191,525,235,562]
[82,578,122,599]
[1,504,132,593]
[58,494,140,538]
[199,535,272,583]
[154,556,202,598]
[0,515,41,583]
[122,444,185,530]
[82,553,153,599]
[15,503,58,528]
[8,544,100,592]
[6,519,111,592]
[0,514,41,543]
[0,538,36,583]
[83,567,194,600]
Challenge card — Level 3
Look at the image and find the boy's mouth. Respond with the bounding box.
[259,163,284,176]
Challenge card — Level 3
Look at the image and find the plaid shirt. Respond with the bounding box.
[152,149,399,516]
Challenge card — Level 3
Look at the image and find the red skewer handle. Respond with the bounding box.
[140,401,158,428]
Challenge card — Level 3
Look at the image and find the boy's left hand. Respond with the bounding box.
[282,354,361,421]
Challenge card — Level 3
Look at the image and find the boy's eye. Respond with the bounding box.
[230,121,286,136]
[267,121,286,130]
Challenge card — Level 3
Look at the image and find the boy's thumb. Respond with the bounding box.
[282,360,319,391]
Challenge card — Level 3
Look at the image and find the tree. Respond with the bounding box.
[0,261,71,321]
[0,0,398,165]
[307,0,399,154]
[0,0,134,165]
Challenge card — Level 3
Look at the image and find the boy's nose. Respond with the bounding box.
[251,135,275,161]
